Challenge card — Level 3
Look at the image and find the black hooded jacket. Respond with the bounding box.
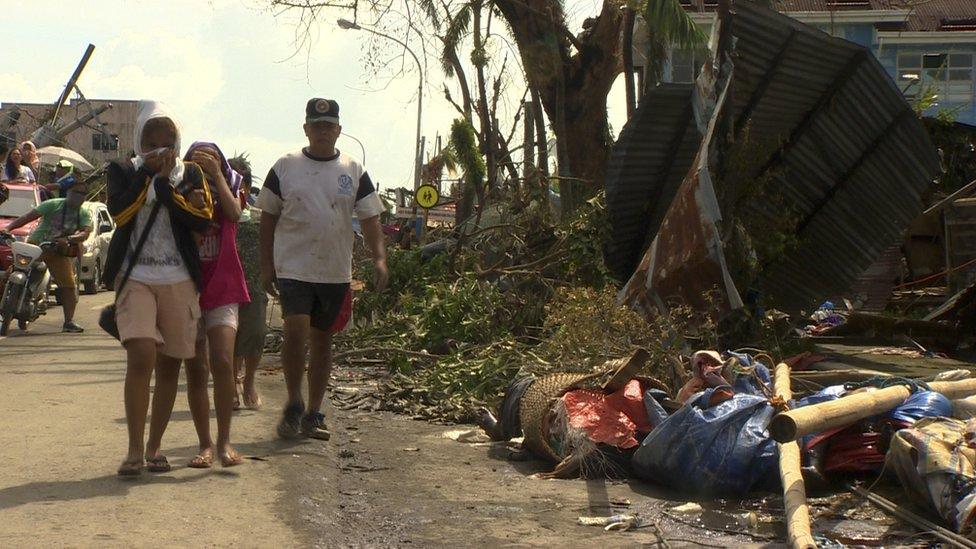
[103,160,212,289]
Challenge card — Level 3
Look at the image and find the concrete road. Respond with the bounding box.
[0,292,311,546]
[0,292,793,547]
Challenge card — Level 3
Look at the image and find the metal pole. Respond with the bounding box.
[415,70,423,191]
[52,44,95,126]
[340,132,367,166]
[338,20,423,190]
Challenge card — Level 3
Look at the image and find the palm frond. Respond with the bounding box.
[441,6,472,77]
[642,0,708,51]
[418,0,441,29]
[444,6,472,54]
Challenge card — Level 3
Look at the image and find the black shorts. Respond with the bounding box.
[277,279,350,332]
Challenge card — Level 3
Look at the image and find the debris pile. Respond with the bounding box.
[258,2,976,545]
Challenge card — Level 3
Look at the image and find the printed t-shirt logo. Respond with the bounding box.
[338,174,354,196]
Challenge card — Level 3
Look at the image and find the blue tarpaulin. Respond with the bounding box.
[631,387,778,496]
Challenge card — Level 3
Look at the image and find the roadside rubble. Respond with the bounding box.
[248,2,976,545]
[469,348,976,546]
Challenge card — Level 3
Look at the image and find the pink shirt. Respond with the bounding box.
[198,209,250,310]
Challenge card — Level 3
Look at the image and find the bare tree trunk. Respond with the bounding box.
[623,7,637,119]
[494,0,623,216]
[444,47,474,122]
[472,2,496,193]
[532,89,548,177]
[523,100,535,181]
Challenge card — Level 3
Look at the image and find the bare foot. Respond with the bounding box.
[242,385,262,410]
[188,447,214,469]
[218,445,243,467]
[118,454,144,476]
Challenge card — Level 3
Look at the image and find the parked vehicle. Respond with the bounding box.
[75,201,114,294]
[0,183,43,270]
[0,232,52,335]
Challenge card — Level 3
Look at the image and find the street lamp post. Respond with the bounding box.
[340,131,366,166]
[338,18,423,191]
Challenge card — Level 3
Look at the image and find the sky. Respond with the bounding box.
[2,0,629,192]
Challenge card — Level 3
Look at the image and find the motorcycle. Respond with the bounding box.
[0,232,52,336]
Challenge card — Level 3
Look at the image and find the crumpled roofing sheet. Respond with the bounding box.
[612,0,941,314]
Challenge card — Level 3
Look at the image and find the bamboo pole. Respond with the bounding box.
[774,363,817,549]
[770,377,976,443]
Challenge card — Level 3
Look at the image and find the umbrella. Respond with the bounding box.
[35,146,95,171]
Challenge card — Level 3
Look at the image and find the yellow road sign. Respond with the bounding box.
[415,184,439,209]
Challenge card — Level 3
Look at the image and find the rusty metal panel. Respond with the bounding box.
[605,84,701,282]
[620,62,744,315]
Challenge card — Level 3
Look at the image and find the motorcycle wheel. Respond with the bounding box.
[17,319,28,331]
[0,315,10,336]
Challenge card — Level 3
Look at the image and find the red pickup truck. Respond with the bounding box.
[0,182,43,269]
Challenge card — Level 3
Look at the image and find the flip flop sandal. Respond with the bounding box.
[117,459,144,477]
[146,455,171,473]
[220,452,244,468]
[188,453,214,469]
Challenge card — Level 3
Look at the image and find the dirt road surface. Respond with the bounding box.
[0,293,903,547]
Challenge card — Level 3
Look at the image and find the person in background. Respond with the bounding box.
[44,160,77,198]
[1,147,36,183]
[258,98,388,441]
[146,141,247,469]
[104,101,214,476]
[229,155,265,410]
[1,177,91,332]
[0,142,8,206]
[20,141,40,175]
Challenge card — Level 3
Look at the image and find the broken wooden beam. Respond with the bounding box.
[774,363,816,549]
[770,378,976,443]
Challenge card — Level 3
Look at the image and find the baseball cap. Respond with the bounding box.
[57,159,74,170]
[306,98,340,124]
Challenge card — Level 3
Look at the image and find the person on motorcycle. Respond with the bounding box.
[43,160,77,199]
[1,178,91,333]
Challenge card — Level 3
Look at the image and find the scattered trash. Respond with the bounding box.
[401,447,420,452]
[936,369,972,381]
[632,357,778,496]
[456,430,491,444]
[670,502,704,515]
[577,514,640,532]
[886,417,976,535]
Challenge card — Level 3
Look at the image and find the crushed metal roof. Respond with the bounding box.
[604,84,700,282]
[613,1,941,314]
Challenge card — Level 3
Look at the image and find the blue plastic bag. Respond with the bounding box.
[631,388,778,496]
[887,391,951,424]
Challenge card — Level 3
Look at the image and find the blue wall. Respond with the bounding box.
[820,22,976,125]
[666,21,976,126]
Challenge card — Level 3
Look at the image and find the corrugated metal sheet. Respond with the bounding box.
[846,244,902,311]
[619,125,745,314]
[614,1,941,315]
[732,1,941,310]
[605,84,700,282]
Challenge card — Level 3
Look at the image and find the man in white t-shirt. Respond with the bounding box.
[257,98,388,441]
